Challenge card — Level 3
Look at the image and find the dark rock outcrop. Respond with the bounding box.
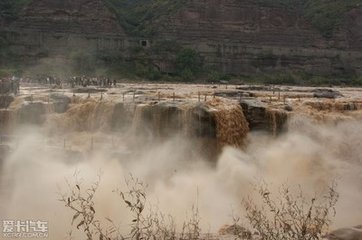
[240,99,288,134]
[313,89,343,99]
[0,82,12,94]
[130,100,246,159]
[132,102,216,139]
[50,93,71,113]
[0,95,14,109]
[16,102,48,125]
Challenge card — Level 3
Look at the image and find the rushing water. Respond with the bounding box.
[0,93,361,239]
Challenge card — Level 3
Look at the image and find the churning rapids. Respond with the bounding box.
[0,83,362,239]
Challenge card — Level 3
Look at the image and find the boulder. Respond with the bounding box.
[313,89,343,99]
[284,105,293,112]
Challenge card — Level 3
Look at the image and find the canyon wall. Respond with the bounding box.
[2,0,127,59]
[151,0,362,76]
[2,0,362,76]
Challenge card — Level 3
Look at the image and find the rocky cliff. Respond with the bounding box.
[1,0,362,78]
[12,0,124,34]
[2,0,127,59]
[150,0,362,76]
[341,7,362,50]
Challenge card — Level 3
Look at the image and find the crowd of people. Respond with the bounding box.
[29,75,117,88]
[69,76,117,88]
[0,75,118,93]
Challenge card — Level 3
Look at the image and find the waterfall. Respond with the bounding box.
[266,109,288,136]
[208,99,249,149]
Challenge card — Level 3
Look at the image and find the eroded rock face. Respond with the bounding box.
[240,99,288,135]
[12,0,124,35]
[0,82,12,95]
[344,7,362,51]
[130,100,246,159]
[4,0,126,58]
[0,95,14,109]
[16,102,48,125]
[160,0,324,47]
[2,0,362,76]
[50,93,71,113]
[152,0,362,76]
[132,102,217,139]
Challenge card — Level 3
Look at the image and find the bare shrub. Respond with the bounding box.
[60,174,202,240]
[242,182,339,240]
[59,174,122,240]
[179,204,201,240]
[116,174,178,240]
[60,174,338,240]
